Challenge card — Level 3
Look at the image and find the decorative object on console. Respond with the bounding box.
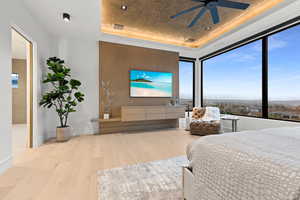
[190,107,221,136]
[40,57,85,142]
[101,80,114,119]
[103,113,110,120]
[169,96,179,106]
[169,98,175,106]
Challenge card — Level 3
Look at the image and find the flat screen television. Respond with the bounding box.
[130,70,173,98]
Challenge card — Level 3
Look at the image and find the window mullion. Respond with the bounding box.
[262,37,269,118]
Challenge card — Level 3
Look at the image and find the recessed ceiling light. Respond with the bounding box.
[185,38,196,43]
[121,5,128,11]
[63,13,71,22]
[113,24,124,30]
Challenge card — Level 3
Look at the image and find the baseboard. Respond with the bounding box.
[0,155,12,174]
[36,135,45,147]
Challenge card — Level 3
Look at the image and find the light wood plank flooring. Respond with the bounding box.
[0,129,198,200]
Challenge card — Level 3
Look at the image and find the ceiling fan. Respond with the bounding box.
[170,0,250,28]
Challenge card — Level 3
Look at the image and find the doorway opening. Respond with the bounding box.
[11,28,33,158]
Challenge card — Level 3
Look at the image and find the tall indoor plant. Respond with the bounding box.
[40,57,85,142]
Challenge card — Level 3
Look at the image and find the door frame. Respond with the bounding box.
[11,25,35,148]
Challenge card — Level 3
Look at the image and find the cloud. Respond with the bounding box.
[225,52,256,62]
[251,37,287,52]
[269,74,300,83]
[249,65,261,70]
[268,37,287,50]
[252,42,262,52]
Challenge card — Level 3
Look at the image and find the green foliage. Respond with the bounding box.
[40,57,85,127]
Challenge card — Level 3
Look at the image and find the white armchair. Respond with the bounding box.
[190,107,222,136]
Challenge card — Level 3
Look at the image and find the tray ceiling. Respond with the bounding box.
[101,0,284,48]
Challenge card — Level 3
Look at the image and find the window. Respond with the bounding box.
[201,18,300,122]
[268,25,300,121]
[179,59,195,110]
[202,40,263,117]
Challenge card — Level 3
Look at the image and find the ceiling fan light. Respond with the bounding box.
[185,38,196,43]
[113,24,125,30]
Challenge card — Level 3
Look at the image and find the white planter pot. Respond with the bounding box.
[56,126,71,142]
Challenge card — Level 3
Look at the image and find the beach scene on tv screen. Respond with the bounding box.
[130,70,173,97]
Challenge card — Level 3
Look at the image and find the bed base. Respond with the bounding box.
[182,166,195,200]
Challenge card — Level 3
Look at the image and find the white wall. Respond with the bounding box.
[43,38,99,139]
[62,38,99,136]
[0,0,56,174]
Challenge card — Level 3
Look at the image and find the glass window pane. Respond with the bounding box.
[203,40,262,117]
[179,60,194,110]
[268,25,300,121]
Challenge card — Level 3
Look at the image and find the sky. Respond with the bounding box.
[179,61,193,99]
[203,24,300,101]
[130,70,172,83]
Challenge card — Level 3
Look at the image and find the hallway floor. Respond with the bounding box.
[12,124,28,158]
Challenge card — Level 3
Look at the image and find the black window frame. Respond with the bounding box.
[179,57,196,111]
[200,16,300,122]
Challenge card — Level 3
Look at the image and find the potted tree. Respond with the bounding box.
[40,57,85,142]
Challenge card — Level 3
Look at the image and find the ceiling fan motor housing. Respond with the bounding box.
[207,2,218,8]
[171,0,250,27]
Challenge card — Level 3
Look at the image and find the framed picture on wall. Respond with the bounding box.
[130,69,173,98]
[12,73,19,88]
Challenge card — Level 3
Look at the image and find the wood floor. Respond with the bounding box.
[0,129,198,200]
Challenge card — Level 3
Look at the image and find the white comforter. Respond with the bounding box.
[187,127,300,200]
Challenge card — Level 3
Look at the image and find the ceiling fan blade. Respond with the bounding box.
[188,7,207,28]
[209,6,220,24]
[191,0,206,2]
[170,4,204,19]
[218,0,250,10]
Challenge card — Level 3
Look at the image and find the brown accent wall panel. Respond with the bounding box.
[99,41,179,117]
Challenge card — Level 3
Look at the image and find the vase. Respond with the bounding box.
[185,117,191,131]
[104,113,110,120]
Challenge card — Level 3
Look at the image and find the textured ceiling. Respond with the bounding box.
[101,0,284,48]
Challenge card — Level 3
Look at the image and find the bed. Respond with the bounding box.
[183,127,300,200]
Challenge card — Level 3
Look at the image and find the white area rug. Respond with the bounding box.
[97,156,188,200]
